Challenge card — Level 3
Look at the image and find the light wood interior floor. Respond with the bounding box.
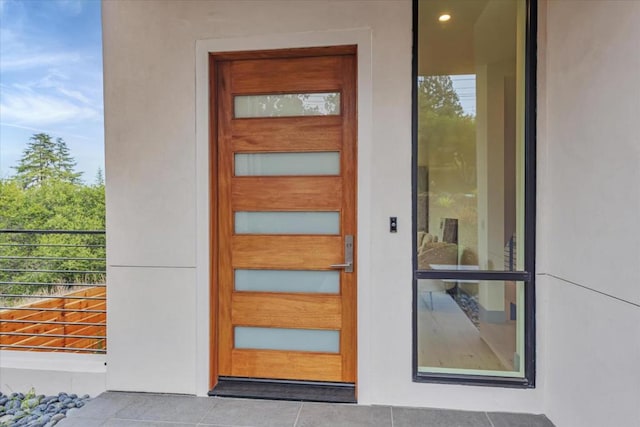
[417,291,506,371]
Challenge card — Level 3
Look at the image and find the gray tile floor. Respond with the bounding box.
[59,392,555,427]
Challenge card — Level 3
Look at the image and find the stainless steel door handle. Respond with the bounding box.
[329,235,353,273]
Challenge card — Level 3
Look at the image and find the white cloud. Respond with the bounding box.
[0,17,103,128]
[0,25,84,73]
[55,87,93,105]
[35,69,99,107]
[0,52,83,72]
[0,83,101,126]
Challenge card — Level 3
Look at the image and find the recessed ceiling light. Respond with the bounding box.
[439,14,451,22]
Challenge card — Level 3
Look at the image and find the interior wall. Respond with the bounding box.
[102,0,544,412]
[538,1,640,426]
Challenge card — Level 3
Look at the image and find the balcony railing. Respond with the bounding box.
[0,230,106,353]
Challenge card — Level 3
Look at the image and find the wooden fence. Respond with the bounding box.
[0,286,106,353]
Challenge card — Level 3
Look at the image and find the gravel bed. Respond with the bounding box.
[0,391,90,427]
[453,291,480,327]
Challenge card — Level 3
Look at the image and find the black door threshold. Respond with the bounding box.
[209,377,356,403]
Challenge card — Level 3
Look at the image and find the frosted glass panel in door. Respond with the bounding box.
[235,211,339,235]
[234,93,340,118]
[235,152,340,176]
[235,270,340,293]
[235,327,340,353]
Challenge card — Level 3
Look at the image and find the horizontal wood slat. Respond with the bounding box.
[0,327,64,345]
[0,310,59,322]
[231,56,343,94]
[64,338,105,350]
[231,293,341,329]
[64,324,106,336]
[63,310,106,323]
[232,235,342,269]
[0,321,55,333]
[64,298,104,310]
[231,349,342,382]
[232,177,342,210]
[3,333,65,347]
[231,116,341,152]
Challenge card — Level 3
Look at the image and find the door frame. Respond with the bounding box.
[194,30,373,397]
[209,45,357,389]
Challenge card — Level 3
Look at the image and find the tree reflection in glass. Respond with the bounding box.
[235,93,340,118]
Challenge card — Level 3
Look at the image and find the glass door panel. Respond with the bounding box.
[234,93,340,118]
[234,211,340,235]
[235,152,340,176]
[235,270,340,293]
[235,327,340,353]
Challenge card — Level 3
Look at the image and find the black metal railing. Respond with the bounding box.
[504,234,517,271]
[0,230,106,353]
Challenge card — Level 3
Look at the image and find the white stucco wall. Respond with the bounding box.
[102,0,546,412]
[0,352,106,397]
[537,1,640,426]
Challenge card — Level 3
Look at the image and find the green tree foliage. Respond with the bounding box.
[419,75,465,117]
[13,133,83,189]
[418,75,476,192]
[0,134,105,304]
[244,93,339,116]
[417,76,479,257]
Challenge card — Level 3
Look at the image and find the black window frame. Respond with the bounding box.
[411,0,537,388]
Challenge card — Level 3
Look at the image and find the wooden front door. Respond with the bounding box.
[211,46,357,384]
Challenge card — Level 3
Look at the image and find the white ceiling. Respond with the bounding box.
[418,0,518,76]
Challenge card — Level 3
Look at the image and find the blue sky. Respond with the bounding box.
[451,75,476,116]
[0,0,103,183]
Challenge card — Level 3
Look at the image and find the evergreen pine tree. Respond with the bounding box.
[54,137,82,184]
[94,168,105,186]
[13,133,83,188]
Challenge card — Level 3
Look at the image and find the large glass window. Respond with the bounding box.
[413,0,535,386]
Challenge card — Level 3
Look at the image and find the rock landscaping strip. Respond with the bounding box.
[0,390,90,427]
[453,291,479,327]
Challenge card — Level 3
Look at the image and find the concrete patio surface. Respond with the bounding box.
[58,391,555,426]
